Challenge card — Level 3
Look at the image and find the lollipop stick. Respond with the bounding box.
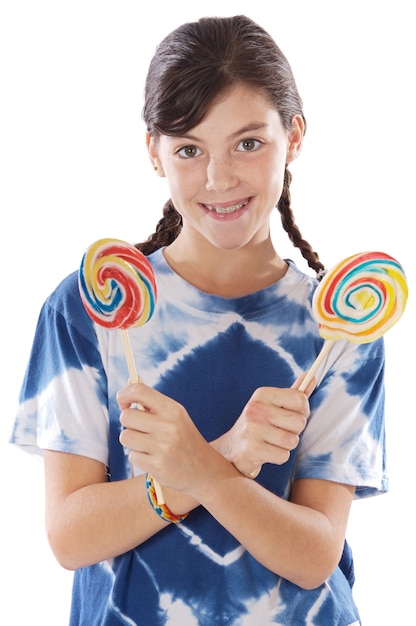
[120,329,165,504]
[298,339,334,392]
[151,479,165,504]
[121,329,139,383]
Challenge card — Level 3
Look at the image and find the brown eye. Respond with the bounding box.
[237,138,261,152]
[177,145,201,158]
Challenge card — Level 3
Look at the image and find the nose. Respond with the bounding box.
[205,156,238,192]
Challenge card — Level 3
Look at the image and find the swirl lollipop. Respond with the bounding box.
[79,238,156,330]
[79,238,157,381]
[299,251,408,392]
[79,238,164,503]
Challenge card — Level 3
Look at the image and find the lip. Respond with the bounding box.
[199,197,253,220]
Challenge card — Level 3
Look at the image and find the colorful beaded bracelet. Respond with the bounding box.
[145,474,189,524]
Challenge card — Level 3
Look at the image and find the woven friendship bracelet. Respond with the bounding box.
[145,474,189,523]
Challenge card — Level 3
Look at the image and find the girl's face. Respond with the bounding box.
[147,83,303,254]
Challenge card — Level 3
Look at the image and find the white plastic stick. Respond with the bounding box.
[298,339,334,392]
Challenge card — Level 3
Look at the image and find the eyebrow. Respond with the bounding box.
[175,123,268,143]
[230,123,269,138]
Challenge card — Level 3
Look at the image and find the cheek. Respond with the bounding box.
[165,163,204,201]
[257,159,285,198]
[161,165,182,197]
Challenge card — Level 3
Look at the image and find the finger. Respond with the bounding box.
[233,462,261,479]
[260,442,292,466]
[117,381,170,414]
[263,427,300,452]
[117,381,148,410]
[119,422,149,454]
[244,398,308,435]
[251,386,311,418]
[119,405,149,430]
[233,436,292,473]
[270,410,308,435]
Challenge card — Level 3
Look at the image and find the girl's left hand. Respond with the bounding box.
[212,380,313,479]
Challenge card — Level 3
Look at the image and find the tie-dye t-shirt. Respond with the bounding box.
[11,248,387,625]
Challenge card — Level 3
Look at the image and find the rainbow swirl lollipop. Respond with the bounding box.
[299,251,408,392]
[313,251,408,344]
[79,238,157,330]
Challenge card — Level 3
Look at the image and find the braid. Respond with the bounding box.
[278,167,326,279]
[135,199,182,255]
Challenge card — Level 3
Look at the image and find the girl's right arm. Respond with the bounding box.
[43,450,197,570]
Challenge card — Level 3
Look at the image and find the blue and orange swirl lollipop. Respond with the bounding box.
[299,252,408,391]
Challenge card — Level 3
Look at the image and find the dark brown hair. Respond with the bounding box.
[137,15,324,276]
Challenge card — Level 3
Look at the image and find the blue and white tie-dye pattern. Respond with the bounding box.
[11,248,386,625]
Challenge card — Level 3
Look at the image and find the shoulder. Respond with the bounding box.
[42,270,95,338]
[285,259,319,294]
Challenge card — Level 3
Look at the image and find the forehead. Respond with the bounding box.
[212,82,275,110]
[172,84,282,141]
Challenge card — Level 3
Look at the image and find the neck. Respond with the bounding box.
[164,235,288,297]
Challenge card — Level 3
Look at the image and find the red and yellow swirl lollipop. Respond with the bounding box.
[299,251,408,391]
[79,238,157,332]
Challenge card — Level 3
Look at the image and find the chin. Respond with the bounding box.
[211,239,249,251]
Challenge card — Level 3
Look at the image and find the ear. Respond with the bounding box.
[146,133,165,177]
[286,114,305,164]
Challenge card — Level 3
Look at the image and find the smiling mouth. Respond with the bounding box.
[204,200,249,215]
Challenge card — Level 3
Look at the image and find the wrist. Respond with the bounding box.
[145,474,189,523]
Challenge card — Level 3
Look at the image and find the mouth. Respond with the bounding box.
[203,199,250,215]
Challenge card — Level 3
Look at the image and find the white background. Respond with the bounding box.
[1,1,414,623]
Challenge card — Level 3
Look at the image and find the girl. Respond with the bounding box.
[11,15,386,625]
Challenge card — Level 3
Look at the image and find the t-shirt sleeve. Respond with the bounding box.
[293,337,387,499]
[10,272,110,466]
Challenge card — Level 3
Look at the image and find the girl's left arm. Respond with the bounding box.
[192,464,354,590]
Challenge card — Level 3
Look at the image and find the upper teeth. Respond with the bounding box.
[206,201,247,214]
